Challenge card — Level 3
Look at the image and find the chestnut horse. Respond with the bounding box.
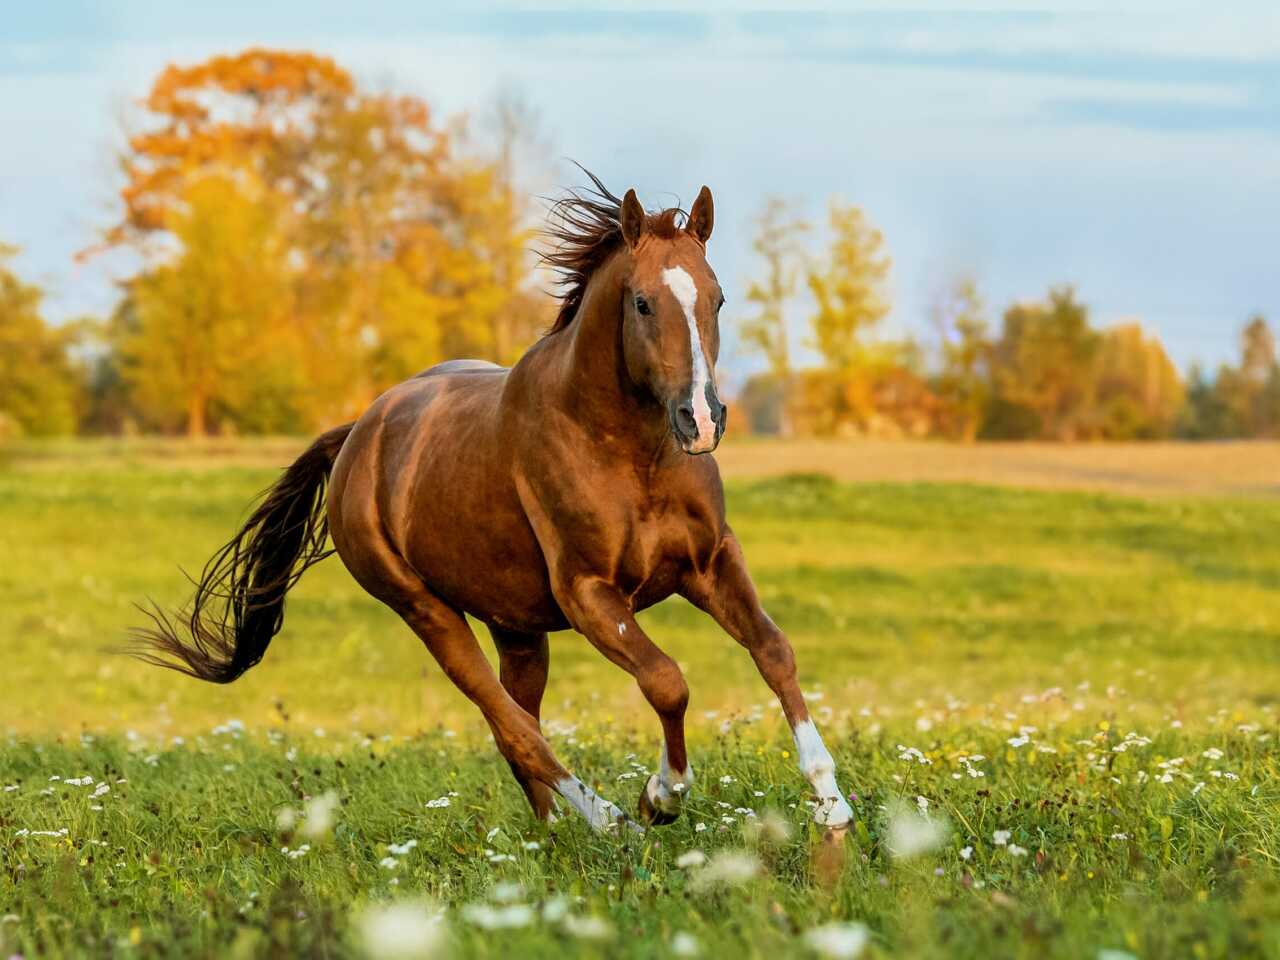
[136,172,853,832]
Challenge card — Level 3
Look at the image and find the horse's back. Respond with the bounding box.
[328,359,565,630]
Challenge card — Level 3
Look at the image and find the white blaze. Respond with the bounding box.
[661,266,716,450]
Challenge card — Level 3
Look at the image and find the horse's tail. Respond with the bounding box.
[130,423,355,684]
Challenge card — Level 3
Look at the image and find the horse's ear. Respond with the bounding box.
[620,189,645,249]
[687,185,714,244]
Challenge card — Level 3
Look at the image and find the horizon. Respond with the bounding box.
[2,2,1278,378]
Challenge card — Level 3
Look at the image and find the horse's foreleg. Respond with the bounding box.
[684,532,853,829]
[561,577,692,825]
[489,626,558,822]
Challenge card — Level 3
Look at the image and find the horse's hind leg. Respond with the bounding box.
[489,626,558,822]
[395,593,629,831]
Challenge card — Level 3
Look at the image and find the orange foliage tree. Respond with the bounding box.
[98,49,538,435]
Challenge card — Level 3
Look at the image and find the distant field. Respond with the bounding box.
[5,435,1279,497]
[2,441,1278,957]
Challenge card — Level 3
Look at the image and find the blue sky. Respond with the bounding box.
[2,2,1278,376]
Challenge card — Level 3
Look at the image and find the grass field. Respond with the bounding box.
[2,440,1279,958]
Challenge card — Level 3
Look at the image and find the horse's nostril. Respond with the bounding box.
[675,403,697,436]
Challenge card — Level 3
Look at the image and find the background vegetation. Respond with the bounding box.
[1,48,1277,444]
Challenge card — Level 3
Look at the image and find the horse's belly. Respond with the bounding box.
[400,467,567,633]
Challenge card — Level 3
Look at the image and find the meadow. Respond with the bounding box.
[1,439,1279,958]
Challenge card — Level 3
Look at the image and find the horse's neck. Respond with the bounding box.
[558,257,667,452]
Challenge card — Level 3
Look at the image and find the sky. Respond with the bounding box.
[2,2,1278,377]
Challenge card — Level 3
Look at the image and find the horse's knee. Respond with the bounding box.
[639,653,688,719]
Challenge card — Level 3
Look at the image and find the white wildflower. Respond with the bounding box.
[884,801,948,859]
[675,850,707,869]
[743,809,793,845]
[388,840,418,856]
[1007,844,1028,857]
[689,850,762,892]
[671,931,701,957]
[896,745,931,765]
[301,790,340,839]
[491,882,524,903]
[561,914,613,940]
[993,830,1011,846]
[804,921,870,959]
[960,846,973,861]
[357,900,446,959]
[425,796,451,809]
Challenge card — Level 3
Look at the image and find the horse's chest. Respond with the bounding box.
[618,507,714,603]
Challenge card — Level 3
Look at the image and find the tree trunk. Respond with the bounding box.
[186,389,206,438]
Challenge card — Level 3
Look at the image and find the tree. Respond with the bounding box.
[0,245,82,436]
[740,197,808,434]
[989,286,1099,441]
[1232,315,1280,437]
[95,49,541,432]
[931,276,992,442]
[807,201,892,373]
[805,200,893,431]
[476,88,556,364]
[1094,322,1184,439]
[121,176,294,436]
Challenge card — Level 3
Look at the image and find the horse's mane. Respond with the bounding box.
[540,166,686,334]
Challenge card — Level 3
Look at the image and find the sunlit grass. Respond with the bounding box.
[2,451,1279,957]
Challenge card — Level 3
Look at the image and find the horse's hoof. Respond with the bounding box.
[637,776,680,827]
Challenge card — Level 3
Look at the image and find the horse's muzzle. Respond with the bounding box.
[670,390,727,455]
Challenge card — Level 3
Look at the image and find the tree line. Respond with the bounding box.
[0,49,1276,442]
[736,199,1278,441]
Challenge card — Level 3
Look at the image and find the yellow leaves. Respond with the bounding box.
[105,49,539,435]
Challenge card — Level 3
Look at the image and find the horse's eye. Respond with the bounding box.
[717,295,726,311]
[635,296,652,316]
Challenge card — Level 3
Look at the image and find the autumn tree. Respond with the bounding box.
[987,286,1099,441]
[475,89,556,364]
[0,245,82,436]
[120,176,294,435]
[96,49,539,434]
[1094,322,1184,439]
[739,197,808,434]
[931,276,992,442]
[1203,315,1280,438]
[807,201,892,372]
[804,200,893,431]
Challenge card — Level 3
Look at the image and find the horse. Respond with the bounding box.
[134,170,854,834]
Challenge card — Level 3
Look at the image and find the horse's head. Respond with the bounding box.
[618,186,726,455]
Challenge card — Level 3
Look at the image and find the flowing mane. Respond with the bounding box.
[540,167,686,334]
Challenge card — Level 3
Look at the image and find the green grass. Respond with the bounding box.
[2,457,1279,957]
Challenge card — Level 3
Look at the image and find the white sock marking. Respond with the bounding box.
[793,720,853,827]
[645,743,693,815]
[556,776,628,831]
[661,266,716,452]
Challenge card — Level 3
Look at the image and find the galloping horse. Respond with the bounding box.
[136,171,853,833]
